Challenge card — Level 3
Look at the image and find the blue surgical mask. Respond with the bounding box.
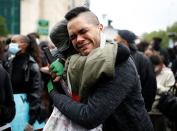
[8,43,20,55]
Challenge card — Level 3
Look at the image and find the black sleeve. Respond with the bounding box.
[0,67,15,124]
[139,55,157,111]
[49,58,137,129]
[172,58,177,77]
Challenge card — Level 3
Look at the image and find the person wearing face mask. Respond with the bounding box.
[7,35,45,131]
[8,42,21,55]
[149,54,175,131]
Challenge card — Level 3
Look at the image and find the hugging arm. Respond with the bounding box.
[50,58,136,129]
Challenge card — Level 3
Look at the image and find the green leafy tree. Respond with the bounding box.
[142,21,177,48]
[167,22,177,33]
[0,16,8,36]
[142,30,168,48]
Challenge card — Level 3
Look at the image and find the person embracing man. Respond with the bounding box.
[48,6,154,131]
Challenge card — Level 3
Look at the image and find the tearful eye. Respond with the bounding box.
[69,28,88,41]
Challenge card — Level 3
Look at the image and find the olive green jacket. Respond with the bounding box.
[67,43,118,100]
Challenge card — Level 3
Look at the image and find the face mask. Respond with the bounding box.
[8,43,20,55]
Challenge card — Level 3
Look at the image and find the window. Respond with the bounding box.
[0,0,20,34]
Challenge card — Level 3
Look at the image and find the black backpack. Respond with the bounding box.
[157,86,177,122]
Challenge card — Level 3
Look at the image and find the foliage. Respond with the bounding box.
[142,22,177,48]
[167,22,177,33]
[0,16,9,37]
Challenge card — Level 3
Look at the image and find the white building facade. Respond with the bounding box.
[20,0,85,36]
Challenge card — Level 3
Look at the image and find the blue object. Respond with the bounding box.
[11,94,45,131]
[8,43,20,55]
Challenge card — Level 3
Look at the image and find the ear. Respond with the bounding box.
[98,24,104,31]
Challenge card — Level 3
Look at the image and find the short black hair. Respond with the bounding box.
[152,37,162,51]
[5,37,11,45]
[150,54,164,66]
[118,29,137,44]
[65,6,90,21]
[152,37,162,43]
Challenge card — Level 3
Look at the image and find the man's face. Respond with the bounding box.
[67,16,103,56]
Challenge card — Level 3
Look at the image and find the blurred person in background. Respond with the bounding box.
[136,41,150,53]
[169,37,177,83]
[150,37,170,67]
[0,37,15,131]
[7,35,45,131]
[114,29,157,112]
[28,32,54,119]
[149,54,175,131]
[144,44,155,57]
[39,40,56,119]
[2,36,11,70]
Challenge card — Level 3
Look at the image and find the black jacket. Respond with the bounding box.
[130,45,157,111]
[50,44,153,131]
[7,54,42,125]
[0,64,15,126]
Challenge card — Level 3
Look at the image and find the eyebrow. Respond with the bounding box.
[78,28,87,34]
[72,27,88,35]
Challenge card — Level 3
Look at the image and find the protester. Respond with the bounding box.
[114,29,157,112]
[137,41,150,53]
[0,37,15,131]
[151,37,170,67]
[47,6,153,131]
[149,54,175,131]
[28,33,54,119]
[7,35,45,131]
[2,36,11,71]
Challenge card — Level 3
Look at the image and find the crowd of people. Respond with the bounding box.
[0,6,177,131]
